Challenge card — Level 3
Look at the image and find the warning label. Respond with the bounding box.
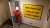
[23,4,43,20]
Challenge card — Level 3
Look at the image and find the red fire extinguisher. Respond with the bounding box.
[15,1,22,24]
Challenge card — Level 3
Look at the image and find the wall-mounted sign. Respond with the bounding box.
[23,4,43,20]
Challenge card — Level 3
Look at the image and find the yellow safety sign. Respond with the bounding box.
[23,4,43,20]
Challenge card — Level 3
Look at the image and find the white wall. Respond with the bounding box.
[20,0,48,28]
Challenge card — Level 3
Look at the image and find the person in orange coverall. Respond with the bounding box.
[15,10,22,24]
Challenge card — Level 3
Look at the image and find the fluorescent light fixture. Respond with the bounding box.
[16,7,19,10]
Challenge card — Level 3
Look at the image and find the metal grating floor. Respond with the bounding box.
[2,23,40,28]
[13,23,40,28]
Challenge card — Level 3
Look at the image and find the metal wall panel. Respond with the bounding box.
[0,0,10,26]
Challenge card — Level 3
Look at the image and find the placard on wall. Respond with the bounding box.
[23,4,43,20]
